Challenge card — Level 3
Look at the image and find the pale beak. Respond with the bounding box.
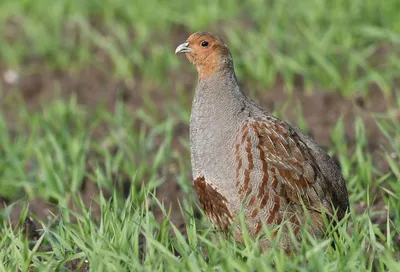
[175,42,193,54]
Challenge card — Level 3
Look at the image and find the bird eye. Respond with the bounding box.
[201,41,209,47]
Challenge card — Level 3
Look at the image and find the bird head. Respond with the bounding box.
[175,32,232,80]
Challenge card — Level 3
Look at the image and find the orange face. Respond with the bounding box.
[175,32,232,80]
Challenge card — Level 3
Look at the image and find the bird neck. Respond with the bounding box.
[192,67,247,123]
[196,67,243,100]
[196,55,233,81]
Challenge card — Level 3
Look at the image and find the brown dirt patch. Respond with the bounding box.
[1,49,399,256]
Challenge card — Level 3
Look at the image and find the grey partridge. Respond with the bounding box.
[175,32,349,252]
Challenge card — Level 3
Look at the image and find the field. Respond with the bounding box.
[0,0,399,271]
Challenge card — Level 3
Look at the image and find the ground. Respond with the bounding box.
[0,1,399,271]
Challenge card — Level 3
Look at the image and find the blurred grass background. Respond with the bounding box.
[0,0,399,271]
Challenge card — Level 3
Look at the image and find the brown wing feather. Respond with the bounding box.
[234,116,333,226]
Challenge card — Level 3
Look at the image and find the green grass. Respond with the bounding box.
[0,98,399,271]
[1,0,400,271]
[0,0,399,95]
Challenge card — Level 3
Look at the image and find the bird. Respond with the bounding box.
[175,32,349,252]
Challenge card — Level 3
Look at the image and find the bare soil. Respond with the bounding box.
[0,50,399,253]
